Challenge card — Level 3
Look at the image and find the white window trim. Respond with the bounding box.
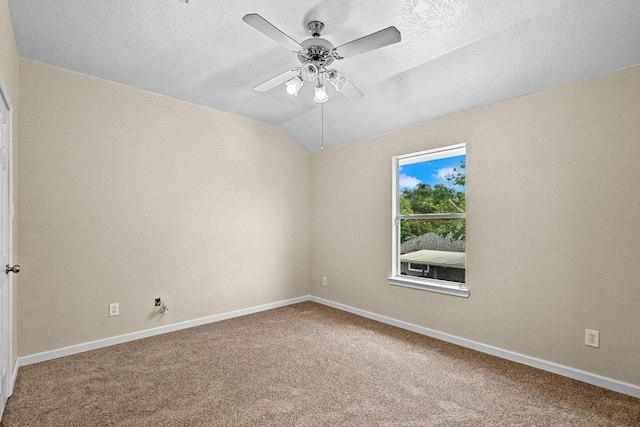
[389,143,469,298]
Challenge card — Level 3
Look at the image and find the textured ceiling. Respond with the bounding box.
[7,0,640,152]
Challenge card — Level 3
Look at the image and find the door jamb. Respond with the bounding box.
[0,76,15,405]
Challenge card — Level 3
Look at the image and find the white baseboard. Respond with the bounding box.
[310,296,640,399]
[15,296,310,370]
[13,294,639,399]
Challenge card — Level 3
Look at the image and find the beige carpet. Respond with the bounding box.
[1,301,638,426]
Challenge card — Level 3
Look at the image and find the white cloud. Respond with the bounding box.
[399,174,421,190]
[434,167,455,181]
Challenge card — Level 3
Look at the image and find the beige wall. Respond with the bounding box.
[310,65,640,387]
[0,0,20,366]
[17,59,310,356]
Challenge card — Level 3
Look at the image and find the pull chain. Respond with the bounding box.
[321,102,324,151]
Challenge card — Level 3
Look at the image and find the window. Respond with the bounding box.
[389,144,469,297]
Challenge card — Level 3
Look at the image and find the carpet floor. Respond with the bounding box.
[1,301,638,426]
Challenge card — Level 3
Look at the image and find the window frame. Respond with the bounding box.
[389,144,469,298]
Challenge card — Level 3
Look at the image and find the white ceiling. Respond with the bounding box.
[7,0,640,152]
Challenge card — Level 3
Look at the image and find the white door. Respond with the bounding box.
[0,78,16,417]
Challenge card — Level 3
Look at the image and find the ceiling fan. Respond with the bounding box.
[242,13,401,103]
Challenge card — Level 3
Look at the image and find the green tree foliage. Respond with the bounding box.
[447,161,465,187]
[400,161,465,244]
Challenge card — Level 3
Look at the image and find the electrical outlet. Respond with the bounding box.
[322,277,327,286]
[109,303,119,317]
[585,329,599,348]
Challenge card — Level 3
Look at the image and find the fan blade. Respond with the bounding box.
[340,80,364,102]
[254,68,300,92]
[243,14,302,52]
[334,26,401,59]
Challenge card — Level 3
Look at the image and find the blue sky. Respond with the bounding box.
[399,154,466,192]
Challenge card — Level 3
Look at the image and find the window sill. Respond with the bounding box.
[388,276,470,298]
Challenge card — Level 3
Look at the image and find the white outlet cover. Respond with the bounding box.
[585,329,599,348]
[109,303,119,317]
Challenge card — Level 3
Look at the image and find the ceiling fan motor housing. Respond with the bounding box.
[298,38,335,69]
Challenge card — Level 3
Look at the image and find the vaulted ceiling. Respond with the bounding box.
[7,0,640,152]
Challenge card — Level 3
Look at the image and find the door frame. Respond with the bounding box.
[0,75,15,416]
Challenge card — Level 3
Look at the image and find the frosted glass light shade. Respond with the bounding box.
[285,76,304,96]
[313,84,329,103]
[326,70,348,92]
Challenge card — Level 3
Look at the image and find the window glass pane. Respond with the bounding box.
[399,155,466,214]
[400,218,465,283]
